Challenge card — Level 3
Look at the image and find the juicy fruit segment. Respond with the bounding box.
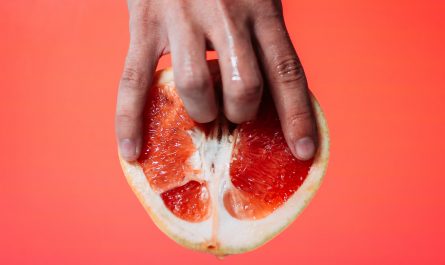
[225,107,313,219]
[161,181,210,222]
[138,84,210,222]
[138,84,196,192]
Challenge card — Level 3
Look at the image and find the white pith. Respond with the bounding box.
[119,68,330,255]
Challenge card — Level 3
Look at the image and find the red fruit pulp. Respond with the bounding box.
[161,181,210,222]
[225,104,313,219]
[138,84,210,222]
[138,84,197,192]
[138,84,313,222]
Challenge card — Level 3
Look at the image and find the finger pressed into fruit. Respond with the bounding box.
[167,10,218,123]
[115,42,159,161]
[212,19,263,124]
[253,17,317,160]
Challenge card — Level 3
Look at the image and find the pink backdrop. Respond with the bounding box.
[1,0,445,264]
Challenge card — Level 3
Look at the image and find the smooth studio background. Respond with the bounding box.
[1,0,445,264]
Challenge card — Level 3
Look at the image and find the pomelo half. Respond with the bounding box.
[119,63,330,256]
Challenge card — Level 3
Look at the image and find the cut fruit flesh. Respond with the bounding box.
[119,64,330,256]
[225,101,313,220]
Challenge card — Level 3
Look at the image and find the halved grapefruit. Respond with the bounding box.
[119,62,330,256]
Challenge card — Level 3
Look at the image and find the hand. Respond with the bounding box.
[115,0,317,161]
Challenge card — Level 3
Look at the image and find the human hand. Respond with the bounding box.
[115,0,317,161]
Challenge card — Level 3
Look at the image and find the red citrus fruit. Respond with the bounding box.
[119,62,330,256]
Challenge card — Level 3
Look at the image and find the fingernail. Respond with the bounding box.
[295,137,316,160]
[119,138,137,161]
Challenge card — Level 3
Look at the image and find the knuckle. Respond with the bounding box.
[120,67,147,93]
[273,56,306,84]
[176,74,211,96]
[129,2,161,38]
[229,79,263,104]
[287,108,312,128]
[138,14,160,30]
[131,2,156,25]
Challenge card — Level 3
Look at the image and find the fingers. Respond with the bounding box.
[167,18,217,123]
[253,18,317,160]
[212,20,263,124]
[115,39,158,161]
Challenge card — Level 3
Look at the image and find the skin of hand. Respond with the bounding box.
[115,0,318,162]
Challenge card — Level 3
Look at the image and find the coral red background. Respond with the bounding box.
[1,0,445,264]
